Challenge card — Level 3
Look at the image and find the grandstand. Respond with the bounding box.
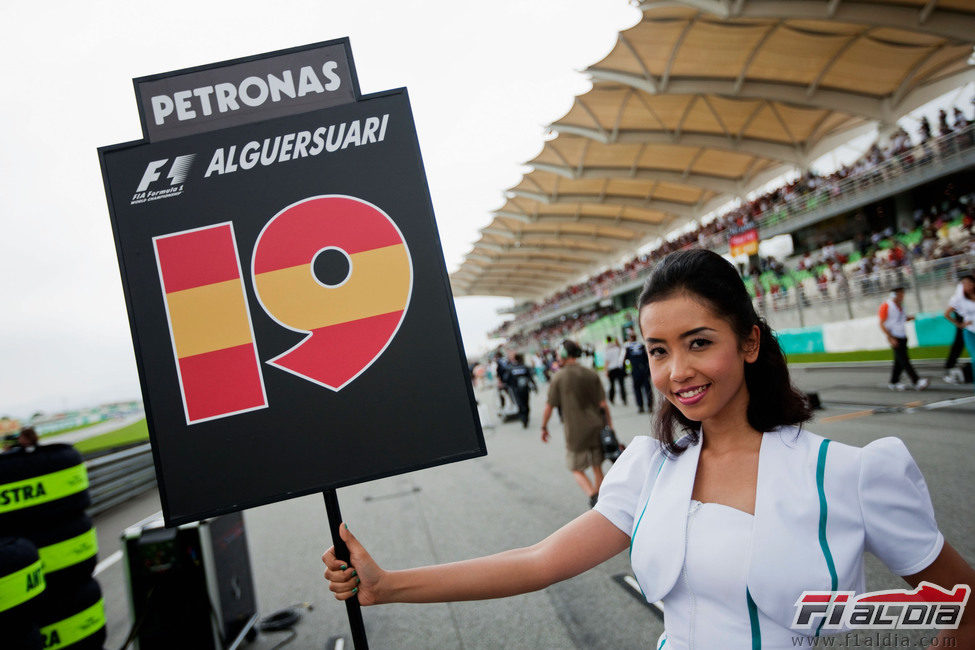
[449,1,975,358]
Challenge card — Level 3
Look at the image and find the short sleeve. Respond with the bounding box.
[859,437,944,575]
[948,291,970,317]
[948,285,964,312]
[546,376,560,408]
[948,297,962,317]
[594,436,655,535]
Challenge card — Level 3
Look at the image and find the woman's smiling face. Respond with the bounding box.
[639,291,759,428]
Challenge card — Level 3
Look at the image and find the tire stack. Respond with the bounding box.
[0,537,46,649]
[0,443,106,649]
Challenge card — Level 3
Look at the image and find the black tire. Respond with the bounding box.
[0,444,90,533]
[6,623,44,650]
[24,514,98,592]
[0,537,46,627]
[6,622,44,649]
[37,577,106,650]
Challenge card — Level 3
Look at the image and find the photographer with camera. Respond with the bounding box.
[2,427,39,453]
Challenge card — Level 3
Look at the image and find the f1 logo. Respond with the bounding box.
[137,155,196,192]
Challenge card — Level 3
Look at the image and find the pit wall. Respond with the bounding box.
[573,309,958,360]
[774,312,958,355]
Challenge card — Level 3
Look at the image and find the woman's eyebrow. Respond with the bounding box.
[645,326,716,343]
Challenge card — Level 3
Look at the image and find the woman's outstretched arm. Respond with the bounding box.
[323,509,630,605]
[904,542,975,648]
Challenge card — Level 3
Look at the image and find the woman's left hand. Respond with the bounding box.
[322,523,383,605]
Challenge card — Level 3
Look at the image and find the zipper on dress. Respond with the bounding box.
[683,501,702,649]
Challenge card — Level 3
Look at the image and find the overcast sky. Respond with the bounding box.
[0,1,640,417]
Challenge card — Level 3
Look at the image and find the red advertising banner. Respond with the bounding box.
[729,227,759,257]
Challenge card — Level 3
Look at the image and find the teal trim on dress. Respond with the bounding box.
[656,637,666,650]
[746,587,761,649]
[815,439,838,637]
[629,454,668,601]
[629,455,667,560]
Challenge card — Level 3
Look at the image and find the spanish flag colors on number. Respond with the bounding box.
[252,196,412,390]
[153,196,412,424]
[154,223,268,424]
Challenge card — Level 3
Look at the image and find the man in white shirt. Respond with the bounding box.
[603,336,626,406]
[944,273,975,391]
[879,287,928,391]
[943,281,969,383]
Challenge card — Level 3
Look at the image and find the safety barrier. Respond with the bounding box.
[752,252,973,331]
[84,444,156,517]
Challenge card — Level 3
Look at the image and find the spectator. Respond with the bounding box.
[797,251,814,271]
[603,336,627,406]
[493,351,511,411]
[944,273,975,391]
[505,353,537,428]
[938,109,952,137]
[879,287,928,391]
[920,115,933,141]
[2,426,39,453]
[624,330,654,414]
[541,340,613,508]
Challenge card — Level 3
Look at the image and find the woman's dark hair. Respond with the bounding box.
[637,249,812,454]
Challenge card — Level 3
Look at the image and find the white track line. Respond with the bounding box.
[905,395,975,413]
[93,550,123,576]
[132,510,163,528]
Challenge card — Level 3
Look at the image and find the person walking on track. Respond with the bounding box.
[879,286,928,391]
[944,272,975,393]
[603,336,627,406]
[624,330,653,412]
[540,340,613,508]
[504,353,537,428]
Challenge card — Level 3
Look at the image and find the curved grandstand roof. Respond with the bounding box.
[451,0,975,300]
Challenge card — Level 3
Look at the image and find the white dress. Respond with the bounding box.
[659,500,815,649]
[594,430,943,649]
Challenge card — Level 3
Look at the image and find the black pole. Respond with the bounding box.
[323,489,369,649]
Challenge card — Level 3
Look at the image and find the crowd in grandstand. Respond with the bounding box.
[497,192,973,350]
[504,103,974,330]
[503,306,616,352]
[746,193,974,305]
